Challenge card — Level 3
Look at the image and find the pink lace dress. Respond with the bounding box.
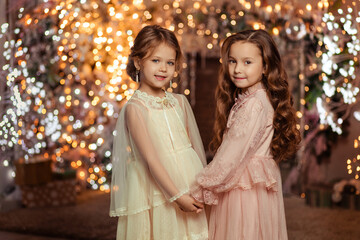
[191,82,288,240]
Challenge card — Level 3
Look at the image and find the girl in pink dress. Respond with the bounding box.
[191,29,301,239]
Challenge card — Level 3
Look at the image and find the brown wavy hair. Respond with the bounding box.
[209,29,301,162]
[126,25,183,82]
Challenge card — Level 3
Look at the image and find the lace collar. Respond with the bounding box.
[235,81,265,103]
[133,89,176,108]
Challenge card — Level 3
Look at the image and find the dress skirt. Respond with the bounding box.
[208,178,287,240]
[116,147,208,240]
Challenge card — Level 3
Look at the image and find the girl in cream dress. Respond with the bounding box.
[110,25,208,240]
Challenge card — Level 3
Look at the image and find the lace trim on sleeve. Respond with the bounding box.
[168,189,188,202]
[191,185,219,205]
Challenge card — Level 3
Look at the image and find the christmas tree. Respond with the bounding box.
[0,0,147,191]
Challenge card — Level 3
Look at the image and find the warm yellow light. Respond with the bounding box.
[266,5,272,13]
[272,27,279,35]
[71,161,77,168]
[296,111,303,118]
[274,3,281,12]
[79,171,85,180]
[306,4,312,11]
[253,23,260,30]
[173,1,179,8]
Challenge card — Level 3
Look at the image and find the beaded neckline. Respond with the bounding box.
[133,89,176,108]
[135,89,168,100]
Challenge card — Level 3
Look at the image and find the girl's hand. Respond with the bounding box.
[175,194,204,213]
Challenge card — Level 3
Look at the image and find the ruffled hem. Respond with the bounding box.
[191,156,279,205]
[110,189,189,217]
[236,155,278,191]
[110,199,167,217]
[188,231,209,240]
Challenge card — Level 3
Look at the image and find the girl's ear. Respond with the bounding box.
[134,57,141,70]
[263,64,267,75]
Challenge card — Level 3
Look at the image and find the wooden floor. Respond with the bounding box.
[0,231,70,240]
[1,191,360,240]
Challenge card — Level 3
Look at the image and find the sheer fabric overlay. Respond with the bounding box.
[191,82,288,240]
[110,90,208,240]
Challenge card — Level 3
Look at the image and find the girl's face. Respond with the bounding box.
[228,41,264,92]
[136,42,176,95]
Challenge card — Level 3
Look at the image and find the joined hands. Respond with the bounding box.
[175,194,204,213]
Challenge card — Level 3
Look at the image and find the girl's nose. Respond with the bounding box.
[234,63,242,73]
[159,62,167,72]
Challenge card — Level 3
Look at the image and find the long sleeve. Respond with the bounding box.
[110,91,207,217]
[125,103,182,201]
[179,95,207,166]
[192,97,271,204]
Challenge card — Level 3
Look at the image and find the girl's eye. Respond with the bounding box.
[245,60,252,65]
[229,59,236,64]
[168,61,175,66]
[152,59,159,63]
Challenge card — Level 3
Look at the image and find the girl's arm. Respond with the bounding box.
[179,95,207,166]
[192,97,269,204]
[126,103,202,212]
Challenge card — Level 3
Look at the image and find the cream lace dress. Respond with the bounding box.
[110,90,208,240]
[191,82,288,240]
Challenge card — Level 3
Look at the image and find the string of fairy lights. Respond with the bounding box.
[347,137,360,179]
[316,6,360,135]
[1,0,360,193]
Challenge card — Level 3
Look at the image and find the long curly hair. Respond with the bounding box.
[209,29,301,163]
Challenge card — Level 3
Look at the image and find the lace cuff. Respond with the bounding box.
[168,189,188,202]
[191,185,219,205]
